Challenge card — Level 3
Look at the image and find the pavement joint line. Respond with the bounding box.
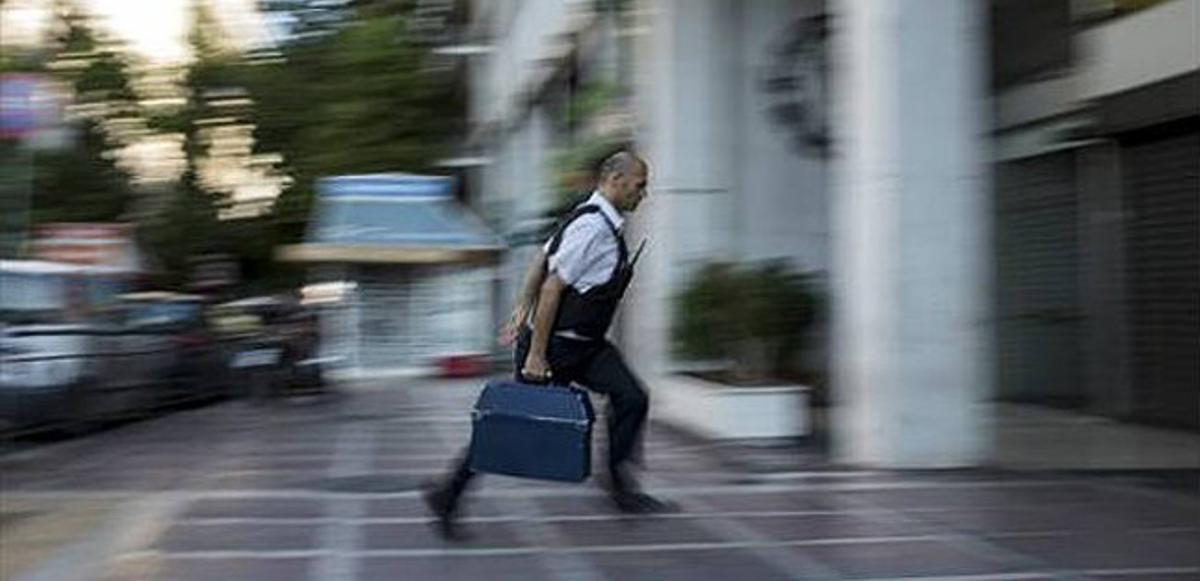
[701,470,893,481]
[1089,478,1200,511]
[202,468,442,477]
[974,530,1073,540]
[1131,526,1199,535]
[98,546,1200,581]
[1080,566,1200,577]
[121,533,964,560]
[852,574,1060,581]
[173,508,929,526]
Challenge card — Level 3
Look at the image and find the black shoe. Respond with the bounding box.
[421,481,470,542]
[610,490,678,514]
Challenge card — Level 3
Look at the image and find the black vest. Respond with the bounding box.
[545,204,633,340]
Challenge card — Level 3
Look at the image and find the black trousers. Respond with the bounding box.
[441,329,649,509]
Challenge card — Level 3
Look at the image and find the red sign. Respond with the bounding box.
[29,223,140,270]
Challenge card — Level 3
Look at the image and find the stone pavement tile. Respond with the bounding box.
[217,457,335,471]
[374,432,462,446]
[374,444,462,457]
[795,539,1030,579]
[1085,500,1200,530]
[1085,574,1200,580]
[232,448,335,459]
[140,557,313,581]
[686,492,860,513]
[583,548,794,581]
[76,454,211,471]
[837,484,1112,511]
[733,514,921,541]
[0,498,118,580]
[372,456,459,471]
[464,473,568,490]
[155,523,321,552]
[360,555,549,581]
[34,469,187,491]
[233,447,337,458]
[536,494,627,517]
[181,497,325,520]
[197,469,329,490]
[1135,528,1200,546]
[365,497,509,518]
[998,483,1161,506]
[2,476,71,491]
[908,506,1088,535]
[363,522,525,550]
[985,531,1200,570]
[365,403,443,415]
[548,517,728,547]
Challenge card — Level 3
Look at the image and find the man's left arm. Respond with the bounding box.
[522,273,567,382]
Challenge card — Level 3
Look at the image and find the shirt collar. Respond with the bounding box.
[587,191,625,231]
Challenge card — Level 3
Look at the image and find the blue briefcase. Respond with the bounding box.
[468,380,595,482]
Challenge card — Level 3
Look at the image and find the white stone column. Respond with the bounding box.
[831,0,992,467]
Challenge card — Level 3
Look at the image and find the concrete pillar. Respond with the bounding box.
[831,0,992,467]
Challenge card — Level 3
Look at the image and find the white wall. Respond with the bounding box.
[735,0,829,270]
[1078,0,1200,100]
[994,0,1199,132]
[625,0,831,377]
[479,0,588,126]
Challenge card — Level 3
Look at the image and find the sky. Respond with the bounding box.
[2,0,274,64]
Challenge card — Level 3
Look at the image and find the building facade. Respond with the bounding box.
[455,0,1198,467]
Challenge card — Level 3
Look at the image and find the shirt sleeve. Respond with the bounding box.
[544,217,607,287]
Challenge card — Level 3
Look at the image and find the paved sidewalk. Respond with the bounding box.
[2,378,1197,580]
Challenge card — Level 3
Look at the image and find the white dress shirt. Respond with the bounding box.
[543,192,624,294]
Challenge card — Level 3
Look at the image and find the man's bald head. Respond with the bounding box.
[599,151,646,181]
[598,151,649,213]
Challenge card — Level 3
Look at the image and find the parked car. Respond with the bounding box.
[1,261,165,435]
[0,323,94,436]
[115,292,227,407]
[210,296,291,402]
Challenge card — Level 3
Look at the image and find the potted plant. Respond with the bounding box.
[657,260,821,439]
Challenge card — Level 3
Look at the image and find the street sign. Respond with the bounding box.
[0,74,49,140]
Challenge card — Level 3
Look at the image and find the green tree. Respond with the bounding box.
[137,0,242,288]
[242,1,463,240]
[36,0,139,223]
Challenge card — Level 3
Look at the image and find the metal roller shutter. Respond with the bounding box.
[995,152,1086,407]
[358,267,417,370]
[1122,127,1200,430]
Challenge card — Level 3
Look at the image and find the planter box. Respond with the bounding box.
[652,373,812,439]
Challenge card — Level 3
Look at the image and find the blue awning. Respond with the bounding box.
[277,174,502,265]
